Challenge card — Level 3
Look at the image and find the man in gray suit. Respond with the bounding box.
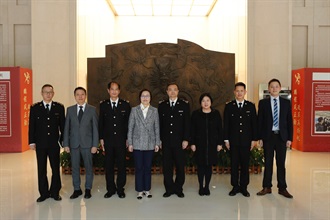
[63,87,99,199]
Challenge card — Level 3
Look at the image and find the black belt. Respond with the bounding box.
[272,130,279,135]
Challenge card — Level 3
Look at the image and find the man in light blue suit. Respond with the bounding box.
[63,87,99,199]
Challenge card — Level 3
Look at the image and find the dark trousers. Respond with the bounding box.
[262,133,287,189]
[104,145,126,193]
[133,150,154,192]
[230,145,250,190]
[197,165,212,189]
[36,146,61,197]
[162,146,185,193]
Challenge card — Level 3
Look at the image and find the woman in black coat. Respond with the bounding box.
[190,93,223,196]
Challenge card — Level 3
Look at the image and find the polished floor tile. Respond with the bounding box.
[0,149,329,220]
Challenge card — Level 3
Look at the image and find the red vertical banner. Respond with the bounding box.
[292,68,330,152]
[0,67,32,152]
[20,68,33,151]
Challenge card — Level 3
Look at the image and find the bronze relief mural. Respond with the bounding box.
[87,39,235,114]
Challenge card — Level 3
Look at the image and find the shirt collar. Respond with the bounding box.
[235,99,244,106]
[169,98,178,105]
[110,98,119,106]
[43,101,52,107]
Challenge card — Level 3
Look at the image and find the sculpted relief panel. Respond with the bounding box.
[87,39,235,114]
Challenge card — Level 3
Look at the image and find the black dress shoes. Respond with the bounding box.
[163,192,173,198]
[204,188,210,196]
[51,194,62,201]
[104,191,116,198]
[229,187,240,196]
[176,192,185,198]
[256,187,272,196]
[84,189,92,199]
[117,191,126,198]
[278,189,293,199]
[241,190,250,197]
[70,189,83,199]
[198,189,204,196]
[36,195,49,202]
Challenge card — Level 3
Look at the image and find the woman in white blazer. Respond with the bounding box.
[128,89,160,199]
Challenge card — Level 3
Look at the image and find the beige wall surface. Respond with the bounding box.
[0,0,31,68]
[248,0,330,104]
[31,0,76,107]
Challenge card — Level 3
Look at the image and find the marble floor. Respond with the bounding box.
[0,149,329,220]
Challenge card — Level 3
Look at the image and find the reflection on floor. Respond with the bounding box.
[0,149,329,220]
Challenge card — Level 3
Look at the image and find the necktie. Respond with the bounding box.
[46,104,50,114]
[273,99,278,128]
[238,102,242,110]
[78,106,83,122]
[112,102,116,112]
[171,101,175,110]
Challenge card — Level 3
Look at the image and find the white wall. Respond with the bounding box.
[77,0,115,90]
[208,0,247,97]
[113,16,208,47]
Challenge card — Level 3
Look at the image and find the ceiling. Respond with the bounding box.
[107,0,218,16]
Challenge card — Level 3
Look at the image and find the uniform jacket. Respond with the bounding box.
[158,99,190,148]
[28,101,65,148]
[258,97,293,142]
[190,109,223,166]
[63,104,99,149]
[127,105,160,151]
[99,98,131,148]
[223,100,258,147]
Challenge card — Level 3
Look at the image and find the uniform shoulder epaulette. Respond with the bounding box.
[122,99,129,103]
[31,102,41,107]
[53,101,64,106]
[159,100,165,104]
[182,99,189,103]
[100,100,107,104]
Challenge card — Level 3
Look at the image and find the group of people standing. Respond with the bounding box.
[28,78,293,203]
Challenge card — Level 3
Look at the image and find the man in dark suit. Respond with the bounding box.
[63,87,99,199]
[99,81,131,199]
[257,78,293,199]
[158,83,190,198]
[224,82,258,197]
[29,84,65,202]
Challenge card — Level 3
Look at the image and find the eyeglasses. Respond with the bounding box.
[42,91,54,94]
[141,95,150,98]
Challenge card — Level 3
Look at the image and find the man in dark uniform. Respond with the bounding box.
[224,82,258,197]
[158,83,190,198]
[28,84,65,202]
[99,81,131,199]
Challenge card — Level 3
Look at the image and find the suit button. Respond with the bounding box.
[240,116,242,118]
[170,131,172,134]
[170,123,173,126]
[114,132,116,135]
[47,118,50,120]
[113,116,116,119]
[239,130,242,133]
[240,123,242,125]
[48,133,50,135]
[48,125,50,127]
[171,115,173,118]
[114,124,116,126]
